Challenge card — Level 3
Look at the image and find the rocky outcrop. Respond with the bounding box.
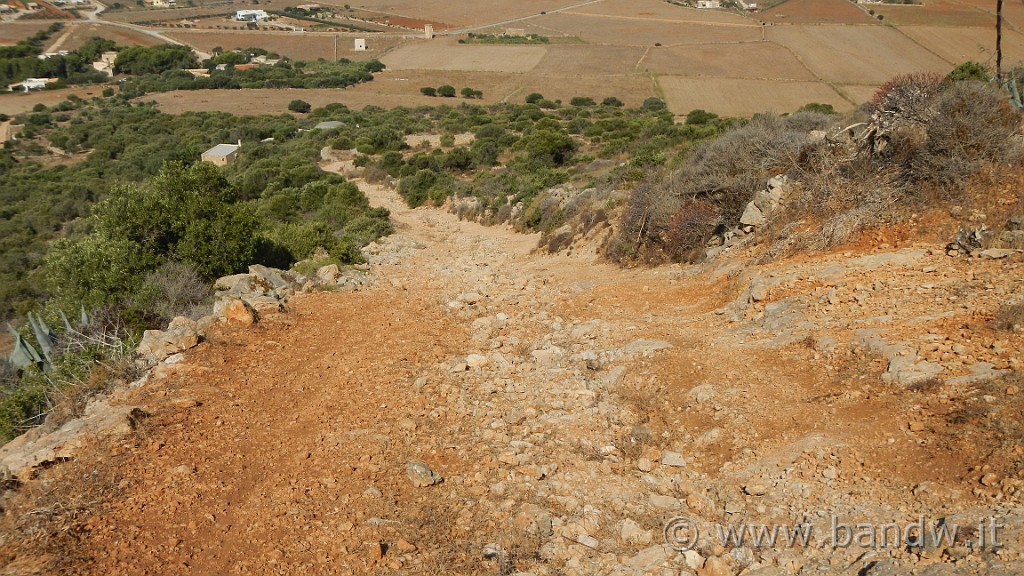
[0,399,146,480]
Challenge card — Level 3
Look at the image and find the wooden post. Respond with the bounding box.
[997,0,1003,81]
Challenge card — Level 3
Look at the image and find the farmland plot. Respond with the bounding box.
[658,76,851,117]
[642,41,817,81]
[567,0,753,26]
[871,0,995,27]
[538,12,762,47]
[759,0,877,25]
[899,25,1024,68]
[767,25,951,84]
[165,30,405,61]
[531,45,645,76]
[382,41,547,73]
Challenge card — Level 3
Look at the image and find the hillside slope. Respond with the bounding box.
[1,177,1022,575]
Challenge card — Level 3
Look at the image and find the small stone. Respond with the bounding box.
[620,518,652,545]
[683,549,705,570]
[980,472,1000,487]
[575,534,599,549]
[821,467,838,480]
[637,457,654,472]
[396,538,417,553]
[909,421,925,432]
[698,555,731,576]
[661,451,686,467]
[649,494,680,509]
[370,541,385,560]
[406,461,443,487]
[743,484,768,496]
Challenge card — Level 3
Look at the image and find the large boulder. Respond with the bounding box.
[213,297,258,327]
[136,316,200,365]
[0,399,146,480]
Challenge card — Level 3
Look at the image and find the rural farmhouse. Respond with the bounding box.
[201,143,240,166]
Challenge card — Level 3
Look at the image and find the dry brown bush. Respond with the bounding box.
[907,81,1023,191]
[994,302,1024,332]
[141,261,211,323]
[664,199,721,262]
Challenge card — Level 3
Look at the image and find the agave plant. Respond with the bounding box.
[7,323,43,372]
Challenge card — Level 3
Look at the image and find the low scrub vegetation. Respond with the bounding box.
[609,68,1024,264]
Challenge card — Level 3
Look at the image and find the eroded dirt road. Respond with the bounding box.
[4,179,1023,575]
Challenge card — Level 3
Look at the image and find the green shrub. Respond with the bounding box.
[288,99,312,113]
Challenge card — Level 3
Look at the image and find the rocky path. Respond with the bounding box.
[3,180,1023,575]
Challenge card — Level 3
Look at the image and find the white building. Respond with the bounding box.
[201,143,240,166]
[8,78,57,91]
[235,9,268,22]
[354,38,366,51]
[696,1,720,8]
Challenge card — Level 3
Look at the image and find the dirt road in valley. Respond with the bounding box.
[4,177,1023,575]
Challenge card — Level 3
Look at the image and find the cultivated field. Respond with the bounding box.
[642,41,817,81]
[342,0,567,30]
[871,0,996,27]
[538,11,762,47]
[0,21,51,44]
[766,24,952,85]
[758,0,876,25]
[0,86,104,115]
[531,45,644,76]
[144,66,661,115]
[899,25,1024,69]
[657,76,852,117]
[382,40,548,73]
[165,29,407,61]
[49,22,165,51]
[566,0,753,25]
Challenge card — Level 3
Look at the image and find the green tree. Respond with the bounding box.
[113,44,198,75]
[438,84,456,97]
[685,109,719,125]
[420,86,437,96]
[601,96,624,107]
[570,96,596,107]
[947,61,991,82]
[89,162,259,280]
[525,92,544,104]
[641,97,667,112]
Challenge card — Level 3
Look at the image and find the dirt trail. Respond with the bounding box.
[4,179,1024,575]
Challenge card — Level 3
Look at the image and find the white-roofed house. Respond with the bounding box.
[201,143,240,166]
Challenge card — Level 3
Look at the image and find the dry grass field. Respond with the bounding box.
[871,0,995,27]
[899,25,1024,69]
[381,39,548,73]
[531,45,644,76]
[51,22,165,50]
[642,41,817,81]
[0,86,103,115]
[538,12,762,47]
[347,0,563,30]
[165,29,407,60]
[567,0,753,25]
[144,66,661,115]
[658,76,852,117]
[0,21,51,44]
[766,24,951,85]
[758,0,876,25]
